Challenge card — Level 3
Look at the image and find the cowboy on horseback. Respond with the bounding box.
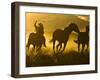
[26,20,46,52]
[33,20,46,47]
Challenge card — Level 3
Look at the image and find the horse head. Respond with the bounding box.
[64,23,80,34]
[70,23,80,33]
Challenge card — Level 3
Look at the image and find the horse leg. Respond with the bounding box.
[30,44,35,55]
[86,43,89,51]
[36,43,42,52]
[39,44,42,50]
[62,43,67,52]
[36,47,40,52]
[58,43,62,52]
[56,43,60,52]
[42,36,46,47]
[53,40,56,53]
[32,44,35,51]
[78,43,80,53]
[82,43,85,53]
[43,41,46,47]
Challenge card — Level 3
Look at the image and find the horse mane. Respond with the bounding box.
[64,23,80,34]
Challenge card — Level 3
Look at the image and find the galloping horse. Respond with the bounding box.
[26,32,46,51]
[50,23,80,52]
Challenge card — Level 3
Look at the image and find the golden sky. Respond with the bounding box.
[26,12,89,52]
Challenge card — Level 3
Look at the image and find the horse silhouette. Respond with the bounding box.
[50,23,80,53]
[26,32,46,51]
[74,25,89,53]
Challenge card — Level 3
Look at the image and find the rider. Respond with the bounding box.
[34,20,46,47]
[34,20,44,36]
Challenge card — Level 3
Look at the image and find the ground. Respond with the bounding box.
[26,48,89,67]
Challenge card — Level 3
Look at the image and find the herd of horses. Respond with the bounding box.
[26,23,89,53]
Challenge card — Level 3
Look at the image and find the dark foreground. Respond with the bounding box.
[26,49,89,67]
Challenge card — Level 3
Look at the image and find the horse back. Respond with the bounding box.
[53,29,64,38]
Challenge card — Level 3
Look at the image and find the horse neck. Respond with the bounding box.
[63,28,73,38]
[64,27,74,35]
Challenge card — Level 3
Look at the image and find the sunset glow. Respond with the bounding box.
[26,12,89,54]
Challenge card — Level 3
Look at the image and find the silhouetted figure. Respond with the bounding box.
[26,20,46,51]
[74,25,89,53]
[26,32,46,51]
[34,20,44,35]
[27,21,46,49]
[50,23,80,53]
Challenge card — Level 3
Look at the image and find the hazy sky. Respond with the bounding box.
[26,12,89,34]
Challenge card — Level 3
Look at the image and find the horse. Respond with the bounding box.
[50,23,80,53]
[74,25,89,53]
[26,32,46,51]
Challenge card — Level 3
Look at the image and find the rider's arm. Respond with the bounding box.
[34,20,38,29]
